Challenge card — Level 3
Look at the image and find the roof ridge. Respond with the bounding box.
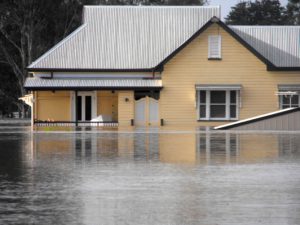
[83,5,220,8]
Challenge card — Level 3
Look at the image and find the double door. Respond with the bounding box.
[76,92,96,121]
[135,96,159,126]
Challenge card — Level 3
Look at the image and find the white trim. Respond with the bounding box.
[197,90,239,120]
[73,91,97,121]
[214,107,296,130]
[279,92,300,109]
[208,35,222,59]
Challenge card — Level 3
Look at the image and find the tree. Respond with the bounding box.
[286,0,300,24]
[0,0,207,117]
[0,0,89,116]
[225,0,288,25]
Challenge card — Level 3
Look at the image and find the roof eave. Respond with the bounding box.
[24,86,163,91]
[267,66,300,71]
[26,68,162,73]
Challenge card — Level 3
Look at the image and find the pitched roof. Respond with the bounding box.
[28,6,300,71]
[230,26,300,68]
[28,6,220,71]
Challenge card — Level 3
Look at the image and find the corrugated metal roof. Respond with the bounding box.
[24,78,162,89]
[278,84,300,91]
[231,26,300,67]
[195,84,242,90]
[28,6,220,70]
[27,6,300,70]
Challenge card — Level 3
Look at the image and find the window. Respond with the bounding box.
[208,35,221,59]
[279,92,300,109]
[198,90,238,120]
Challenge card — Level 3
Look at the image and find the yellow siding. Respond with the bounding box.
[36,91,71,121]
[118,91,134,126]
[97,91,118,121]
[161,24,300,126]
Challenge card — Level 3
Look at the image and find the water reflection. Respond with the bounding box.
[26,131,300,165]
[1,130,300,224]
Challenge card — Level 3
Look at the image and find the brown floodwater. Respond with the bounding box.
[0,126,300,225]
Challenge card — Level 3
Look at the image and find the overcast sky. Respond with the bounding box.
[209,0,289,19]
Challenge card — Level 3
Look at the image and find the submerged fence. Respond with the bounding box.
[34,121,119,127]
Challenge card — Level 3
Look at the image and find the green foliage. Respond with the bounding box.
[225,0,288,25]
[286,0,300,24]
[0,0,200,116]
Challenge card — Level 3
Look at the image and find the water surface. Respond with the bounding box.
[0,127,300,225]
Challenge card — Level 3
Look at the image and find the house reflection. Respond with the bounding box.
[29,130,300,165]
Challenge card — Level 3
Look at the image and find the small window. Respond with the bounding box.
[280,93,299,109]
[208,35,221,59]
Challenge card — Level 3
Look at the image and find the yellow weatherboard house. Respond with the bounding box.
[23,6,300,127]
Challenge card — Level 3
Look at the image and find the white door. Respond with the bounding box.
[134,97,159,126]
[135,98,146,125]
[73,91,97,122]
[149,98,159,125]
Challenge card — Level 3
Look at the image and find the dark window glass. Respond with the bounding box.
[292,95,299,105]
[85,96,92,121]
[200,91,206,103]
[211,91,226,103]
[282,105,290,109]
[210,105,226,118]
[282,96,289,104]
[76,96,82,121]
[230,105,236,118]
[200,105,206,118]
[282,95,299,105]
[230,91,236,104]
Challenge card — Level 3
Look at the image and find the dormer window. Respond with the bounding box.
[208,35,221,59]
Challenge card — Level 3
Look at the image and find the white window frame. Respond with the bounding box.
[279,91,300,109]
[208,35,222,59]
[72,91,97,121]
[197,90,239,121]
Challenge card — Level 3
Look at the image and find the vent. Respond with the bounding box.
[208,35,221,59]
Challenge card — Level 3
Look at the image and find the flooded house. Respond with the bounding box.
[22,6,300,127]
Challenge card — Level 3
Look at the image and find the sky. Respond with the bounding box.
[209,0,289,19]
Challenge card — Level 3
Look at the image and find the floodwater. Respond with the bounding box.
[0,126,300,225]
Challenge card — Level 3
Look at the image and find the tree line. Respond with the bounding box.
[226,0,300,25]
[0,0,299,117]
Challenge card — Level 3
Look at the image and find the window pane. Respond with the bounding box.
[210,105,226,118]
[200,105,206,118]
[292,95,299,105]
[282,95,299,105]
[85,96,92,121]
[211,91,226,103]
[230,105,236,118]
[200,91,206,103]
[76,96,82,121]
[230,91,236,104]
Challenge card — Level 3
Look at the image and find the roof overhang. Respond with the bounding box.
[195,84,242,90]
[24,78,163,91]
[278,84,300,91]
[27,67,164,73]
